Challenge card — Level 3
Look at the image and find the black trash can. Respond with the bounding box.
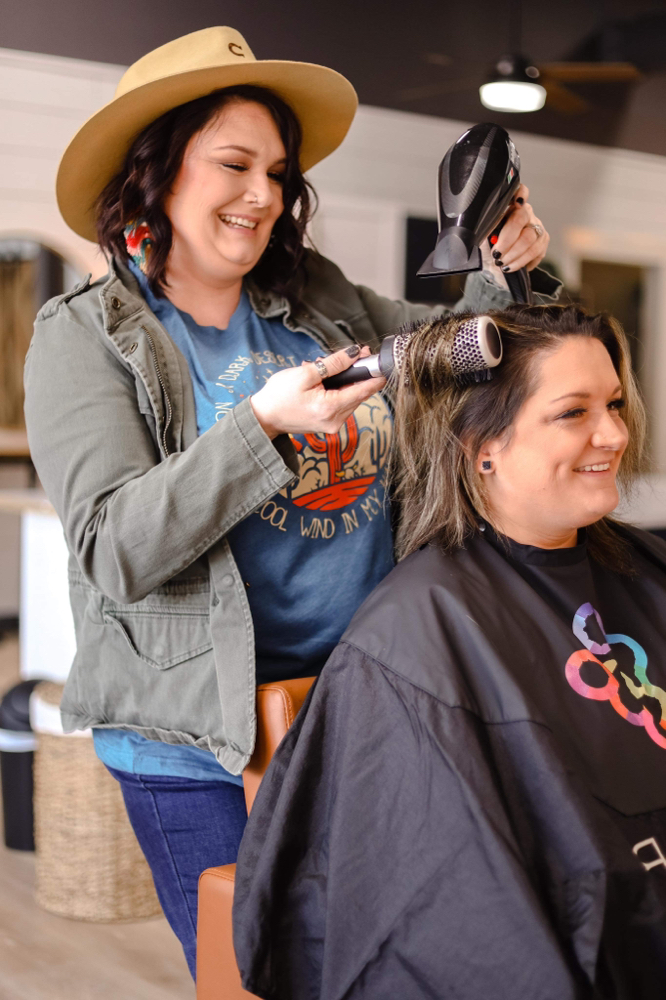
[0,680,41,851]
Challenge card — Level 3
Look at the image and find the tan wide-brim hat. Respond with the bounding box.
[56,26,358,242]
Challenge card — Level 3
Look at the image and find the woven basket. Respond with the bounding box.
[33,683,161,922]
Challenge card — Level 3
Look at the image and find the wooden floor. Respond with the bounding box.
[0,633,194,1000]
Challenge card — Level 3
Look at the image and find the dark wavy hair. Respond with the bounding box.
[96,85,315,307]
[393,304,647,572]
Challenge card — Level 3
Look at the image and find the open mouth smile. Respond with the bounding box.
[219,214,258,230]
[573,462,611,473]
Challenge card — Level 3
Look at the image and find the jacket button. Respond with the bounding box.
[221,574,234,587]
[128,343,138,354]
[111,296,121,310]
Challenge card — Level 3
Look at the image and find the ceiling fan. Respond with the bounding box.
[398,2,642,115]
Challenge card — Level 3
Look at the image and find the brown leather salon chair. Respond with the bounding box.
[196,677,315,999]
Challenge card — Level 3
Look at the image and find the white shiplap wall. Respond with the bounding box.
[0,46,122,276]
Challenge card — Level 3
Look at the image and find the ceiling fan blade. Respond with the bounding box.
[397,78,479,101]
[541,79,591,115]
[539,62,642,83]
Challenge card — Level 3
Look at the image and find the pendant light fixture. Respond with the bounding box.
[479,0,547,113]
[480,55,546,112]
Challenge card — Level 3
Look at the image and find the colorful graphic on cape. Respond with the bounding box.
[566,603,666,750]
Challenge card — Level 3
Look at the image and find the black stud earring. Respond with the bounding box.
[482,460,492,471]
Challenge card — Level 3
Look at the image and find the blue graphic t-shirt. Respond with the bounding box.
[93,266,394,781]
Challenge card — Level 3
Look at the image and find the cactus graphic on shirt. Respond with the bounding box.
[281,395,391,511]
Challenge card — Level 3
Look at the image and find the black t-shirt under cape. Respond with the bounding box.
[233,524,666,1000]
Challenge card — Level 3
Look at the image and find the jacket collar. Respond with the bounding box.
[100,256,190,454]
[246,258,357,350]
[106,252,353,352]
[99,255,150,333]
[244,274,289,321]
[106,255,289,325]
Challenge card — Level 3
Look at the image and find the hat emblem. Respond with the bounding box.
[228,43,245,57]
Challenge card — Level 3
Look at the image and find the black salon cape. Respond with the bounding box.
[233,526,666,1000]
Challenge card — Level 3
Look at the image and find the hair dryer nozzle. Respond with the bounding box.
[417,230,482,277]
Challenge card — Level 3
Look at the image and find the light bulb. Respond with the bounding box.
[479,80,546,113]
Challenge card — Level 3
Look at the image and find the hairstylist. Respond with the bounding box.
[24,26,556,977]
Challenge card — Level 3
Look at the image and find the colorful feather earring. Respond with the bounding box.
[124,219,154,274]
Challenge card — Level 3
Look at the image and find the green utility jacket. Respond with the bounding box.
[23,252,559,774]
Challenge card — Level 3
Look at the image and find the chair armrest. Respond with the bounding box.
[197,864,258,999]
[243,676,315,813]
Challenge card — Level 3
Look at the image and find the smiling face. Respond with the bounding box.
[479,336,629,548]
[163,99,286,288]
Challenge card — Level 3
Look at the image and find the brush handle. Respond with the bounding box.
[322,356,381,389]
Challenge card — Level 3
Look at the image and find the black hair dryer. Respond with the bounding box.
[418,122,532,305]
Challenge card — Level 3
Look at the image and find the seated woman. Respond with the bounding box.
[232,304,666,999]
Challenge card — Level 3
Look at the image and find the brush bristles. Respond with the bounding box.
[455,368,495,386]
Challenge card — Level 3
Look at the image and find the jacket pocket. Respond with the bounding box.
[103,607,212,670]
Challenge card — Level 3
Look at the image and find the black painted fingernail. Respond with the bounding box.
[516,196,524,204]
[495,259,503,267]
[345,344,361,358]
[501,265,511,273]
[492,250,502,259]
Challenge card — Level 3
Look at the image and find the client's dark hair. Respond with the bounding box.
[393,304,647,571]
[96,85,315,308]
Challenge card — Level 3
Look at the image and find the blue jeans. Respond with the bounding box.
[106,767,248,980]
